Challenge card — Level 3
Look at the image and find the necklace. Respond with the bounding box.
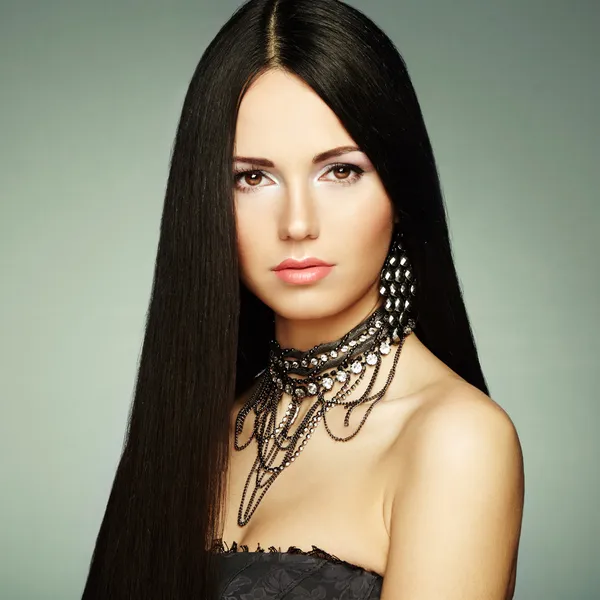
[233,306,415,527]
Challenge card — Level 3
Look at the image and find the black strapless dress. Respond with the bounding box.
[213,539,383,599]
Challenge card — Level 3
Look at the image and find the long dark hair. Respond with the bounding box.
[82,0,488,597]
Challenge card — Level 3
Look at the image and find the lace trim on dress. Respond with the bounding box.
[210,537,383,578]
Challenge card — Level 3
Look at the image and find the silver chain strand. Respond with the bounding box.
[233,307,416,527]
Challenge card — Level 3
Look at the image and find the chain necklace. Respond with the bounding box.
[233,306,415,527]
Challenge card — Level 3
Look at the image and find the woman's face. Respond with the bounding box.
[233,69,394,323]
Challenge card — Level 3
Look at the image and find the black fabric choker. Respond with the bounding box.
[233,305,415,527]
[268,305,394,400]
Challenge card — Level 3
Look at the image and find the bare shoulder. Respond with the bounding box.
[389,376,524,511]
[381,378,525,599]
[383,332,522,464]
[400,378,522,461]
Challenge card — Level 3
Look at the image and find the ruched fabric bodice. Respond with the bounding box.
[213,539,383,599]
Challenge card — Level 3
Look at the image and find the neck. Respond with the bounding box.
[274,293,382,351]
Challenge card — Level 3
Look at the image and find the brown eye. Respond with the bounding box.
[233,169,269,193]
[332,165,352,180]
[323,163,365,185]
[243,171,262,186]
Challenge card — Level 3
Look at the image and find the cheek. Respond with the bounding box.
[235,221,253,283]
[358,221,393,280]
[235,199,271,282]
[335,193,394,275]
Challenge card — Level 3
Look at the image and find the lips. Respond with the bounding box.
[273,257,333,271]
[272,257,334,285]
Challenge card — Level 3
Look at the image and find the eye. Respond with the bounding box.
[232,162,365,193]
[321,163,365,185]
[233,169,272,193]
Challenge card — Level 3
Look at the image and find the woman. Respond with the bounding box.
[82,0,524,598]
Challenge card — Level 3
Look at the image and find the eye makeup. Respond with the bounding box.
[233,162,366,193]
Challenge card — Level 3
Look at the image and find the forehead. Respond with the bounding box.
[234,69,355,157]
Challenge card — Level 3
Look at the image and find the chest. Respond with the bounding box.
[220,400,412,575]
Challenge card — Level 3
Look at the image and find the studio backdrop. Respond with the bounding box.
[0,1,598,598]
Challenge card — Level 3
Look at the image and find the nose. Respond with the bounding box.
[277,182,319,241]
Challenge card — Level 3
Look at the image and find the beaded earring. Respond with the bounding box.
[379,231,418,342]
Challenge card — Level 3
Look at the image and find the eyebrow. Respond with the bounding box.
[232,145,362,167]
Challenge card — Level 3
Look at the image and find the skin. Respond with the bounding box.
[234,68,393,352]
[224,69,525,600]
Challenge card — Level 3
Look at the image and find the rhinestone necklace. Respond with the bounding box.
[233,306,415,527]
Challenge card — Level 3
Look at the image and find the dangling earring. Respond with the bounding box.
[379,230,418,342]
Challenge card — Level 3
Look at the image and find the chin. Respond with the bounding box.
[268,302,341,322]
[256,284,370,323]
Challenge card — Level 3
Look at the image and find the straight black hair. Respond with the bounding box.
[82,0,488,597]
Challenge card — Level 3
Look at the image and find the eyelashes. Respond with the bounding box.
[233,162,365,194]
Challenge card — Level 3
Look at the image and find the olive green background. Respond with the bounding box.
[1,1,598,598]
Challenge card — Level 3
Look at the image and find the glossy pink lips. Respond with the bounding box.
[272,257,334,285]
